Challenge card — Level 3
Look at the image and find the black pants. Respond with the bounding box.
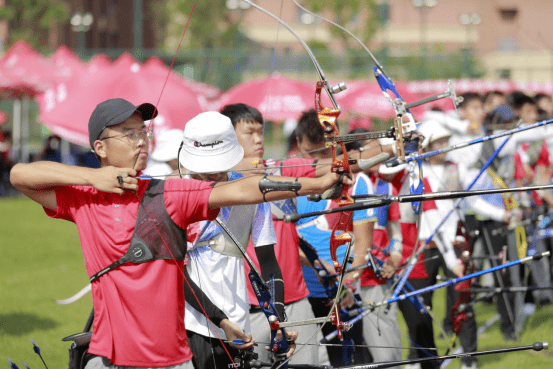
[397,278,440,369]
[308,297,372,366]
[187,330,239,369]
[425,248,477,366]
[474,219,517,336]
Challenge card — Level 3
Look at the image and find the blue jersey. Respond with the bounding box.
[296,173,377,298]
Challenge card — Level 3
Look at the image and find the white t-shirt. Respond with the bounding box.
[185,174,277,338]
[143,159,173,177]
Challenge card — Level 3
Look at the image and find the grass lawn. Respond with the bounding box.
[1,197,552,368]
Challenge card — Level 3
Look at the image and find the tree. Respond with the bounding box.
[152,0,244,51]
[151,0,253,89]
[0,0,69,50]
[301,0,379,51]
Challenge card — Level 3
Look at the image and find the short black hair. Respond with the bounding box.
[219,103,263,127]
[295,109,326,145]
[507,91,535,111]
[286,128,298,154]
[458,92,482,109]
[483,90,505,101]
[534,93,551,104]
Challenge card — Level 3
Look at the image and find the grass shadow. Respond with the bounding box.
[526,306,553,330]
[0,312,58,336]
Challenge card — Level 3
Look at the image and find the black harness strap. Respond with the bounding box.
[90,179,188,282]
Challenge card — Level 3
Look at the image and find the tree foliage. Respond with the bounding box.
[0,0,70,49]
[301,0,379,50]
[152,0,244,52]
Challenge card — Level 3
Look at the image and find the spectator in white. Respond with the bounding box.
[143,129,183,177]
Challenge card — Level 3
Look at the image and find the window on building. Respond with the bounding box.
[377,1,390,25]
[498,68,511,79]
[498,8,518,22]
[497,36,519,51]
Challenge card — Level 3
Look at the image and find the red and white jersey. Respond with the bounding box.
[374,170,428,279]
[514,140,550,206]
[420,162,463,270]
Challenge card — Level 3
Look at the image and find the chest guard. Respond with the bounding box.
[90,179,187,282]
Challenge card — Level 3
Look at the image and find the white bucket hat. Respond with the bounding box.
[179,111,245,173]
[150,129,183,162]
[418,120,452,145]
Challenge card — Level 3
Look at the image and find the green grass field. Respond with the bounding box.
[1,197,552,368]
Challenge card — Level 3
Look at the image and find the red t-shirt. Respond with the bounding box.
[246,158,316,305]
[45,178,218,367]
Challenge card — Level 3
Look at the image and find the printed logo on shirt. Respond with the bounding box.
[194,140,223,148]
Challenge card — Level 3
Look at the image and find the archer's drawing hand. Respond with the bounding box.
[90,167,138,194]
[220,319,255,350]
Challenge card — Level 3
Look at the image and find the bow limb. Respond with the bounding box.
[313,67,354,345]
[291,0,420,160]
[298,237,360,365]
[241,0,354,357]
[213,218,290,368]
[241,0,343,110]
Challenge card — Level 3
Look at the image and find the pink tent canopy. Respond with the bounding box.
[49,44,87,80]
[0,68,30,99]
[214,74,322,121]
[339,82,427,119]
[404,79,516,95]
[0,39,56,96]
[87,53,112,72]
[143,57,222,105]
[37,52,205,146]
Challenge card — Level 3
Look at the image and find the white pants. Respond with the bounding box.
[359,284,402,368]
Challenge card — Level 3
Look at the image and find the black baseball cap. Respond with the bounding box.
[88,98,158,148]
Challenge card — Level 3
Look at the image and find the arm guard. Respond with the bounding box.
[258,175,302,201]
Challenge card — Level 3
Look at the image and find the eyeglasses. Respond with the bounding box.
[100,129,153,145]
